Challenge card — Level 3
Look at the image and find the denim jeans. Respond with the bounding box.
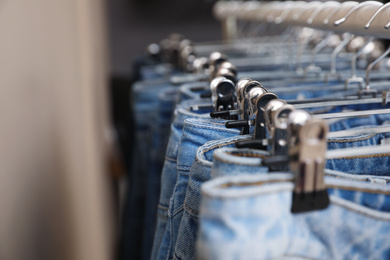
[156,119,242,260]
[124,78,177,260]
[328,114,390,132]
[173,128,390,260]
[151,100,212,260]
[142,87,178,260]
[173,135,270,260]
[197,171,390,260]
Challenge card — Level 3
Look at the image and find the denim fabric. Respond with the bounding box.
[151,100,212,260]
[197,172,390,260]
[156,119,241,260]
[173,136,269,260]
[124,78,176,260]
[173,127,390,260]
[142,87,178,260]
[140,63,175,80]
[211,148,270,178]
[326,131,390,176]
[328,114,390,132]
[178,82,209,102]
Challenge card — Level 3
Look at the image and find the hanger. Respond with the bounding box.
[262,109,390,213]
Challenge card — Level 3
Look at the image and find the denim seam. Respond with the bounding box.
[165,156,177,163]
[177,166,191,171]
[332,198,390,221]
[184,202,199,217]
[330,153,390,159]
[225,152,267,158]
[196,138,253,167]
[172,204,184,217]
[184,124,240,133]
[186,120,227,127]
[158,205,169,211]
[327,133,378,143]
[328,184,390,195]
[214,157,263,166]
[325,174,390,184]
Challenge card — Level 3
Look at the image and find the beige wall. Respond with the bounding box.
[0,0,113,259]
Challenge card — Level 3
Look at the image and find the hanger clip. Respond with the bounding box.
[382,90,390,106]
[288,110,330,213]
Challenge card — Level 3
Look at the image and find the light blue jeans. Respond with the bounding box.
[174,128,390,260]
[151,99,211,260]
[154,118,241,260]
[197,172,390,260]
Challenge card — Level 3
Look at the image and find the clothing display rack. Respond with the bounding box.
[123,1,390,260]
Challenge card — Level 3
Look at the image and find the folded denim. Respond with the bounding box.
[197,172,390,260]
[173,129,390,260]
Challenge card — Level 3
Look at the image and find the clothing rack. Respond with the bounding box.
[214,1,390,40]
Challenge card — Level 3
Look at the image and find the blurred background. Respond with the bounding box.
[0,0,219,260]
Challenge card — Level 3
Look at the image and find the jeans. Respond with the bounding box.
[174,128,390,260]
[197,172,390,260]
[142,87,178,260]
[156,119,241,260]
[151,99,212,260]
[124,78,176,260]
[173,135,270,260]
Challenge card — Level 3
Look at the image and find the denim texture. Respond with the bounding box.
[173,136,270,260]
[124,78,175,260]
[326,131,390,176]
[178,82,209,102]
[197,172,390,260]
[142,87,178,260]
[195,127,390,260]
[151,100,212,260]
[328,114,390,132]
[156,119,241,260]
[173,127,390,260]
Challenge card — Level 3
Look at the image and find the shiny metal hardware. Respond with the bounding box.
[264,103,295,170]
[210,77,236,114]
[334,1,383,26]
[287,110,330,213]
[345,37,374,90]
[361,44,390,98]
[192,57,209,74]
[325,33,353,82]
[209,52,228,79]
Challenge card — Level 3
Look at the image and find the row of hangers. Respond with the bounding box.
[147,1,390,213]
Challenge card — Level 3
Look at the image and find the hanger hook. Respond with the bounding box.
[364,45,390,92]
[274,2,295,24]
[325,33,353,82]
[344,37,374,91]
[307,2,340,25]
[365,2,390,29]
[334,1,383,26]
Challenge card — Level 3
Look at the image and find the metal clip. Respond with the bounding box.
[382,90,390,106]
[239,80,267,134]
[233,93,279,150]
[263,102,294,171]
[210,77,237,119]
[287,110,330,213]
